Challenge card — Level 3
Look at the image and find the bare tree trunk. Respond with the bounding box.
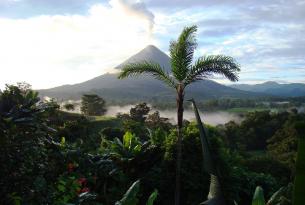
[175,84,184,205]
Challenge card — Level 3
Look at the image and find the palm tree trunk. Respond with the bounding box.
[175,84,184,205]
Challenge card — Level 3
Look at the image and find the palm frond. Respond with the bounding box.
[118,61,177,89]
[170,25,198,81]
[185,55,240,85]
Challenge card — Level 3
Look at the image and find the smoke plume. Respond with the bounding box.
[110,0,155,35]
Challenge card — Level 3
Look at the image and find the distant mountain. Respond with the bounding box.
[230,81,305,97]
[38,45,263,103]
[115,45,171,71]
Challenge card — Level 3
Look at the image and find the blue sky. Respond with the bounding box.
[0,0,305,88]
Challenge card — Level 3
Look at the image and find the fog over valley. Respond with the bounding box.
[60,102,242,126]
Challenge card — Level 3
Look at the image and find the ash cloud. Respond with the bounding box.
[110,0,155,35]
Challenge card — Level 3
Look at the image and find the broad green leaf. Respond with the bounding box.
[146,189,158,205]
[133,144,142,153]
[252,186,265,205]
[115,180,140,205]
[123,132,133,149]
[266,187,285,205]
[60,137,65,147]
[190,99,216,175]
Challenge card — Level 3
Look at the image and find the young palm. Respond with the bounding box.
[118,25,240,205]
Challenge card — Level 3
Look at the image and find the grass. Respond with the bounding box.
[88,115,117,121]
[87,115,122,133]
[60,111,122,133]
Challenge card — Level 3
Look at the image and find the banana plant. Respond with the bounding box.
[189,99,225,205]
[267,184,292,205]
[234,185,292,205]
[101,131,146,161]
[115,180,158,205]
[115,180,140,205]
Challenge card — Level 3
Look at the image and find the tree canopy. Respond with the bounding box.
[81,94,106,116]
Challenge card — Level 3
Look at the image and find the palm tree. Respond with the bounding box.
[118,25,240,205]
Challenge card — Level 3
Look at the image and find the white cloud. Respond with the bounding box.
[0,0,154,89]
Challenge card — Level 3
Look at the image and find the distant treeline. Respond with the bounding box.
[106,97,305,111]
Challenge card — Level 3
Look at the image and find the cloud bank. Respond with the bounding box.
[0,0,154,89]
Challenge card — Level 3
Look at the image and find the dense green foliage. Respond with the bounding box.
[0,84,303,205]
[292,122,305,205]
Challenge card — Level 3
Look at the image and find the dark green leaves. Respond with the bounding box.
[294,121,305,139]
[293,129,305,205]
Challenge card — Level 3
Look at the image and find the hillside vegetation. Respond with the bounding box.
[1,83,302,205]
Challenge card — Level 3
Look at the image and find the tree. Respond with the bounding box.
[64,103,75,111]
[0,84,60,204]
[81,94,106,116]
[145,111,172,130]
[118,25,240,205]
[130,102,150,123]
[267,116,298,170]
[117,103,151,139]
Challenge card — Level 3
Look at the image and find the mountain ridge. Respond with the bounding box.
[38,45,267,102]
[115,45,171,71]
[230,81,305,97]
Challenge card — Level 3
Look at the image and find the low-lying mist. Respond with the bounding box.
[60,102,242,126]
[106,105,242,126]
